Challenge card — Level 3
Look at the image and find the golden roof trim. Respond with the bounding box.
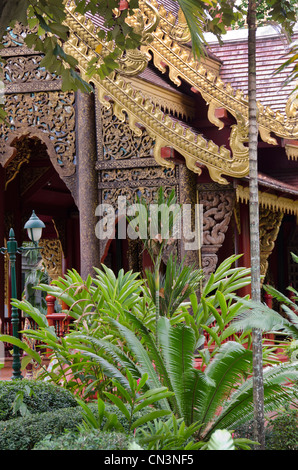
[127,76,195,121]
[64,2,249,184]
[139,0,298,142]
[236,184,298,216]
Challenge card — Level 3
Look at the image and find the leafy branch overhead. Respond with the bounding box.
[0,1,297,95]
[0,1,297,89]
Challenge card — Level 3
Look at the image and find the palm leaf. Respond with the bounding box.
[69,333,142,382]
[0,334,41,364]
[159,321,195,391]
[10,299,49,328]
[176,0,211,58]
[107,317,170,409]
[118,311,174,393]
[157,317,213,424]
[209,362,298,436]
[232,296,298,340]
[180,368,213,426]
[199,342,253,430]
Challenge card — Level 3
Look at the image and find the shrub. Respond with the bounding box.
[0,379,77,421]
[0,402,149,450]
[265,409,298,450]
[33,430,137,450]
[233,409,298,450]
[0,405,83,450]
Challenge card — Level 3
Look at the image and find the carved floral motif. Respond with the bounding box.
[3,55,56,84]
[39,239,63,281]
[198,187,235,277]
[0,91,76,176]
[259,208,283,278]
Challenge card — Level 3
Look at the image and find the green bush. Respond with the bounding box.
[266,409,298,450]
[33,430,137,450]
[233,409,298,450]
[0,402,149,450]
[0,379,77,421]
[0,405,84,450]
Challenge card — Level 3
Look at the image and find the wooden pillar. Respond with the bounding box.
[76,90,99,280]
[178,164,200,268]
[0,166,4,332]
[238,202,252,297]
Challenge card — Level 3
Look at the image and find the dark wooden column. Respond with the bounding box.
[178,164,200,268]
[76,90,99,280]
[0,165,4,331]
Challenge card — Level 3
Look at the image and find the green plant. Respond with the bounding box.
[0,266,151,398]
[76,371,173,437]
[233,252,298,343]
[135,414,203,450]
[102,370,173,433]
[12,383,34,418]
[2,262,297,443]
[144,254,203,318]
[190,255,252,359]
[127,187,184,343]
[0,405,84,450]
[233,286,298,342]
[33,430,136,450]
[0,379,77,421]
[0,402,150,450]
[67,313,298,440]
[265,408,298,450]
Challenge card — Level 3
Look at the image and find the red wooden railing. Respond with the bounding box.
[45,295,71,338]
[0,291,283,359]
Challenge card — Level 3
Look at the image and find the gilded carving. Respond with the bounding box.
[139,0,298,150]
[128,76,195,121]
[96,99,179,262]
[2,23,32,48]
[4,138,31,189]
[199,188,234,246]
[63,3,250,184]
[236,184,298,216]
[39,238,63,281]
[101,186,175,209]
[284,141,298,161]
[116,2,160,76]
[259,208,283,279]
[3,55,56,84]
[101,166,175,183]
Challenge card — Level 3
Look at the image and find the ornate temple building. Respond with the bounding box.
[1,0,298,330]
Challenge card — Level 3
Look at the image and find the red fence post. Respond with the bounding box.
[46,295,56,318]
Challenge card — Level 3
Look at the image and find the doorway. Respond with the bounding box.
[1,135,80,332]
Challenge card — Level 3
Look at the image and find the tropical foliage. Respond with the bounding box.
[1,189,298,449]
[233,253,298,343]
[0,250,297,449]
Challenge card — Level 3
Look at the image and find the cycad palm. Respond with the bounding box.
[78,313,298,437]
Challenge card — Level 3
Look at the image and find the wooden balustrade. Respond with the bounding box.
[0,289,286,361]
[45,295,71,338]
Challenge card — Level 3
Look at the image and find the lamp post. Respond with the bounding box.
[0,211,45,379]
